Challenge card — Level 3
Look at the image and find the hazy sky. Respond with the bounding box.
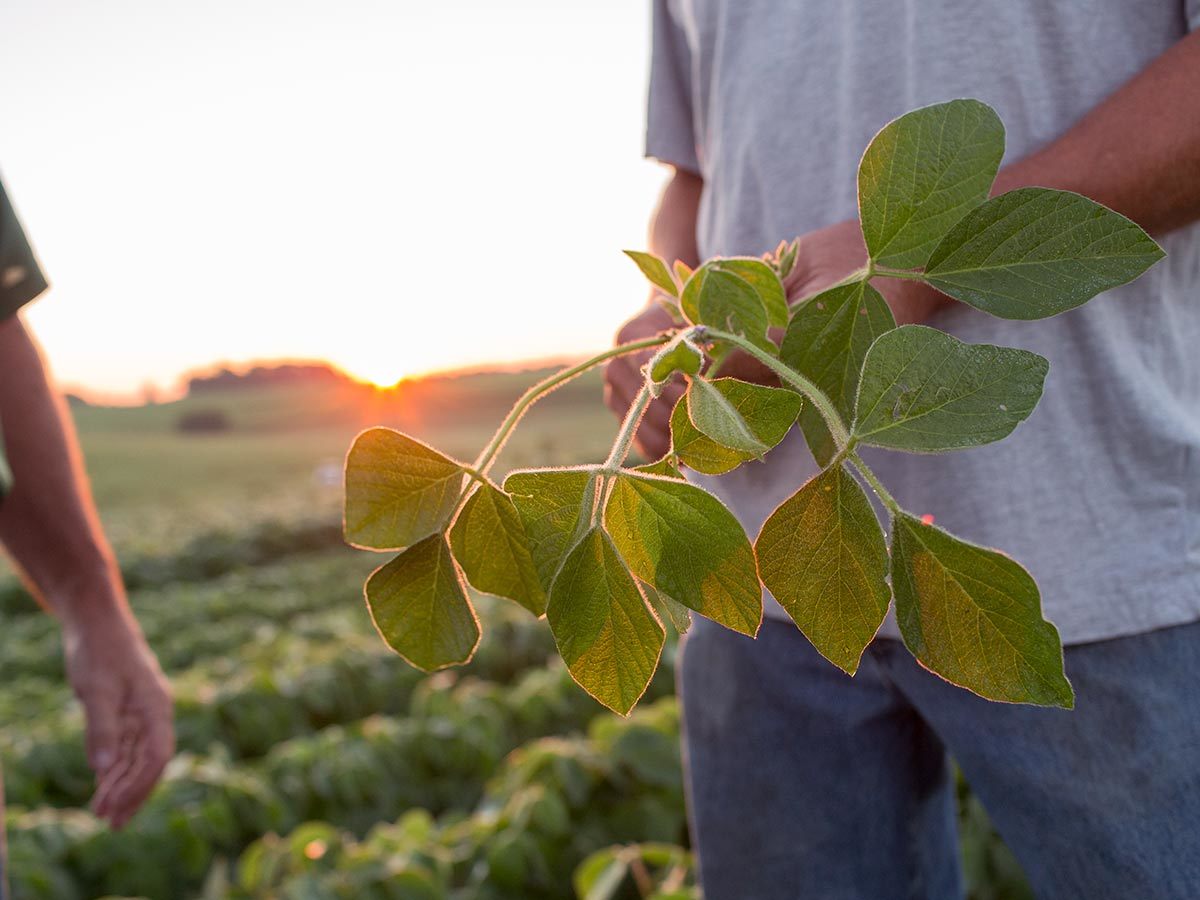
[0,0,667,398]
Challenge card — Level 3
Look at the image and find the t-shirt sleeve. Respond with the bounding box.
[645,0,701,174]
[0,179,49,321]
[1189,0,1200,30]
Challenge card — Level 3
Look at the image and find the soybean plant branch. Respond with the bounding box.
[471,334,671,477]
[849,451,902,516]
[704,328,852,451]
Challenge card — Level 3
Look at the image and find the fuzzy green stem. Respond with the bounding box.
[602,381,653,472]
[471,334,671,476]
[849,451,901,516]
[594,379,654,524]
[872,266,927,282]
[790,264,873,307]
[704,327,852,451]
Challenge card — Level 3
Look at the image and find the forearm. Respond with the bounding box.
[883,31,1200,324]
[650,168,702,285]
[0,316,128,627]
[993,30,1200,234]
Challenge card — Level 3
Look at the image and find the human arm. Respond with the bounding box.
[790,29,1200,324]
[604,167,702,460]
[0,315,173,830]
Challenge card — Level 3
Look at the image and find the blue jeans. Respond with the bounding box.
[679,617,1200,900]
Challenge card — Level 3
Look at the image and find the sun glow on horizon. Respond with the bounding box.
[1,0,664,400]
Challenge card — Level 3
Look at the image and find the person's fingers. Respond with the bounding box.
[93,691,173,829]
[79,682,122,778]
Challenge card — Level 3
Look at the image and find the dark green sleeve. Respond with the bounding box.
[0,178,49,321]
[0,178,47,498]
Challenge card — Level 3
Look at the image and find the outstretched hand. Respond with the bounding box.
[63,606,174,830]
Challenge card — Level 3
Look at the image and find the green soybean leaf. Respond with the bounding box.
[669,396,749,475]
[504,468,596,593]
[755,465,890,674]
[649,334,703,384]
[680,267,774,352]
[344,427,466,550]
[673,259,693,284]
[853,325,1048,452]
[890,513,1073,707]
[860,99,1005,269]
[923,188,1165,319]
[671,379,801,473]
[686,376,802,459]
[781,280,895,465]
[713,257,789,328]
[574,848,630,900]
[548,528,665,715]
[624,250,679,298]
[449,482,546,616]
[641,581,692,635]
[365,534,480,671]
[605,472,762,636]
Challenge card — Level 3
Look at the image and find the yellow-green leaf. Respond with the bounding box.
[365,534,480,671]
[605,473,762,636]
[755,466,889,673]
[669,396,750,475]
[641,581,692,635]
[890,513,1073,707]
[649,334,703,384]
[624,249,679,298]
[450,482,546,615]
[344,427,466,550]
[504,468,596,593]
[548,528,665,715]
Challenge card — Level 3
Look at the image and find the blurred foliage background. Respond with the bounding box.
[1,364,1030,899]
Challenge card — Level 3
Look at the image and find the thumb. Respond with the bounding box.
[80,686,122,776]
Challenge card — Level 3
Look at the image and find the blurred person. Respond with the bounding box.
[606,2,1200,898]
[0,179,173,895]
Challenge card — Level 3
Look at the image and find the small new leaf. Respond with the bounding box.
[686,377,801,458]
[548,528,665,715]
[450,482,546,616]
[670,395,749,475]
[624,250,679,298]
[365,534,480,671]
[860,99,1005,269]
[673,380,801,473]
[345,427,466,550]
[891,513,1073,707]
[781,280,895,465]
[649,333,703,384]
[680,267,774,352]
[923,188,1165,319]
[712,257,790,328]
[605,472,762,636]
[853,326,1048,452]
[504,468,596,593]
[756,465,890,674]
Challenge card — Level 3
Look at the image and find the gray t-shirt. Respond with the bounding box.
[647,0,1200,644]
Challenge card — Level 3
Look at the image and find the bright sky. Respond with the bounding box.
[0,0,667,399]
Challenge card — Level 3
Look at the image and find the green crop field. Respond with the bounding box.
[1,365,1029,899]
